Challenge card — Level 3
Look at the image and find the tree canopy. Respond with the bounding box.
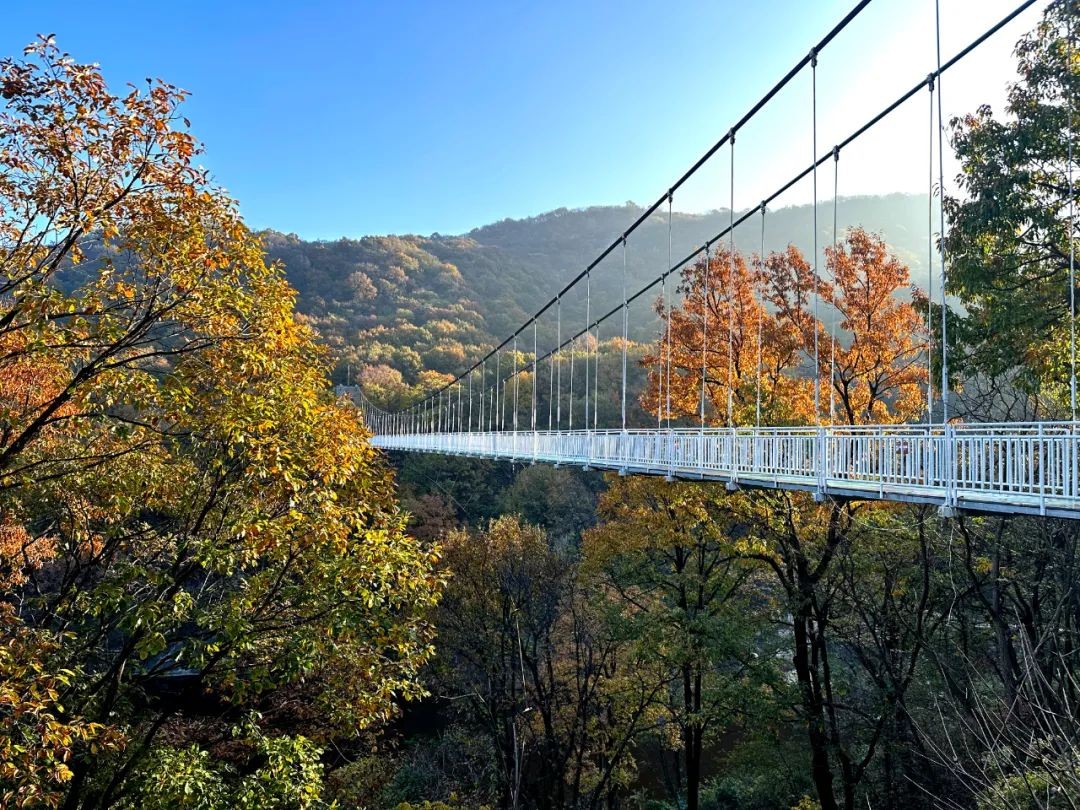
[0,36,442,808]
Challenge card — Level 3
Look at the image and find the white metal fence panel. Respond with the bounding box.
[369,423,1080,519]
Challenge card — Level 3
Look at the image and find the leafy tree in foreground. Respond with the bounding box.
[0,37,442,808]
[943,0,1078,399]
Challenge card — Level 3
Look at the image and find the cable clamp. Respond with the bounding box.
[810,47,818,68]
[832,145,840,161]
[927,72,936,91]
[729,127,736,144]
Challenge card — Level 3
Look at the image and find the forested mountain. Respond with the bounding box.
[265,193,931,389]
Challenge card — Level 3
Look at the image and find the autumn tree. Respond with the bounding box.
[433,516,655,809]
[642,244,812,426]
[642,228,925,428]
[762,228,928,424]
[0,37,443,808]
[905,514,1080,808]
[584,477,781,810]
[888,11,1080,804]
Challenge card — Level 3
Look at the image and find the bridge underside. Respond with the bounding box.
[371,425,1080,520]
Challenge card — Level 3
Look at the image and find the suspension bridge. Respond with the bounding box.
[360,0,1080,520]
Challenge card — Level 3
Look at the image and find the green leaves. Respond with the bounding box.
[943,0,1079,403]
[118,721,331,810]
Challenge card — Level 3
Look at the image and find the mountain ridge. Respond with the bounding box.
[262,192,935,389]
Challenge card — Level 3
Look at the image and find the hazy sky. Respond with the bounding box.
[2,1,1047,240]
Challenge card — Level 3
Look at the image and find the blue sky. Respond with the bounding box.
[3,1,1046,240]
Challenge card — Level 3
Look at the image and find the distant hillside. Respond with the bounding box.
[264,193,933,389]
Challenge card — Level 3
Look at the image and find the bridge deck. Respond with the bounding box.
[371,424,1080,520]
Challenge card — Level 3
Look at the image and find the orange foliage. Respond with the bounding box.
[642,244,813,426]
[0,519,54,591]
[643,227,927,427]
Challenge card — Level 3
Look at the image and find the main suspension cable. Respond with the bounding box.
[512,1,1039,396]
[398,1,874,414]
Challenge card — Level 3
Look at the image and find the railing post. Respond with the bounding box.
[814,426,826,502]
[727,426,739,491]
[938,423,958,518]
[618,427,628,476]
[925,425,933,489]
[1039,422,1046,515]
[1071,423,1077,502]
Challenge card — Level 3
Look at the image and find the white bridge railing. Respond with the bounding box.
[371,423,1080,519]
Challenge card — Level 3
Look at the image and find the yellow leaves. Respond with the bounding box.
[584,476,739,573]
[732,531,774,561]
[972,555,995,576]
[0,607,124,808]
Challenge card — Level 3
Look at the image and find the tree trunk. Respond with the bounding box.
[680,662,706,810]
[793,606,839,810]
